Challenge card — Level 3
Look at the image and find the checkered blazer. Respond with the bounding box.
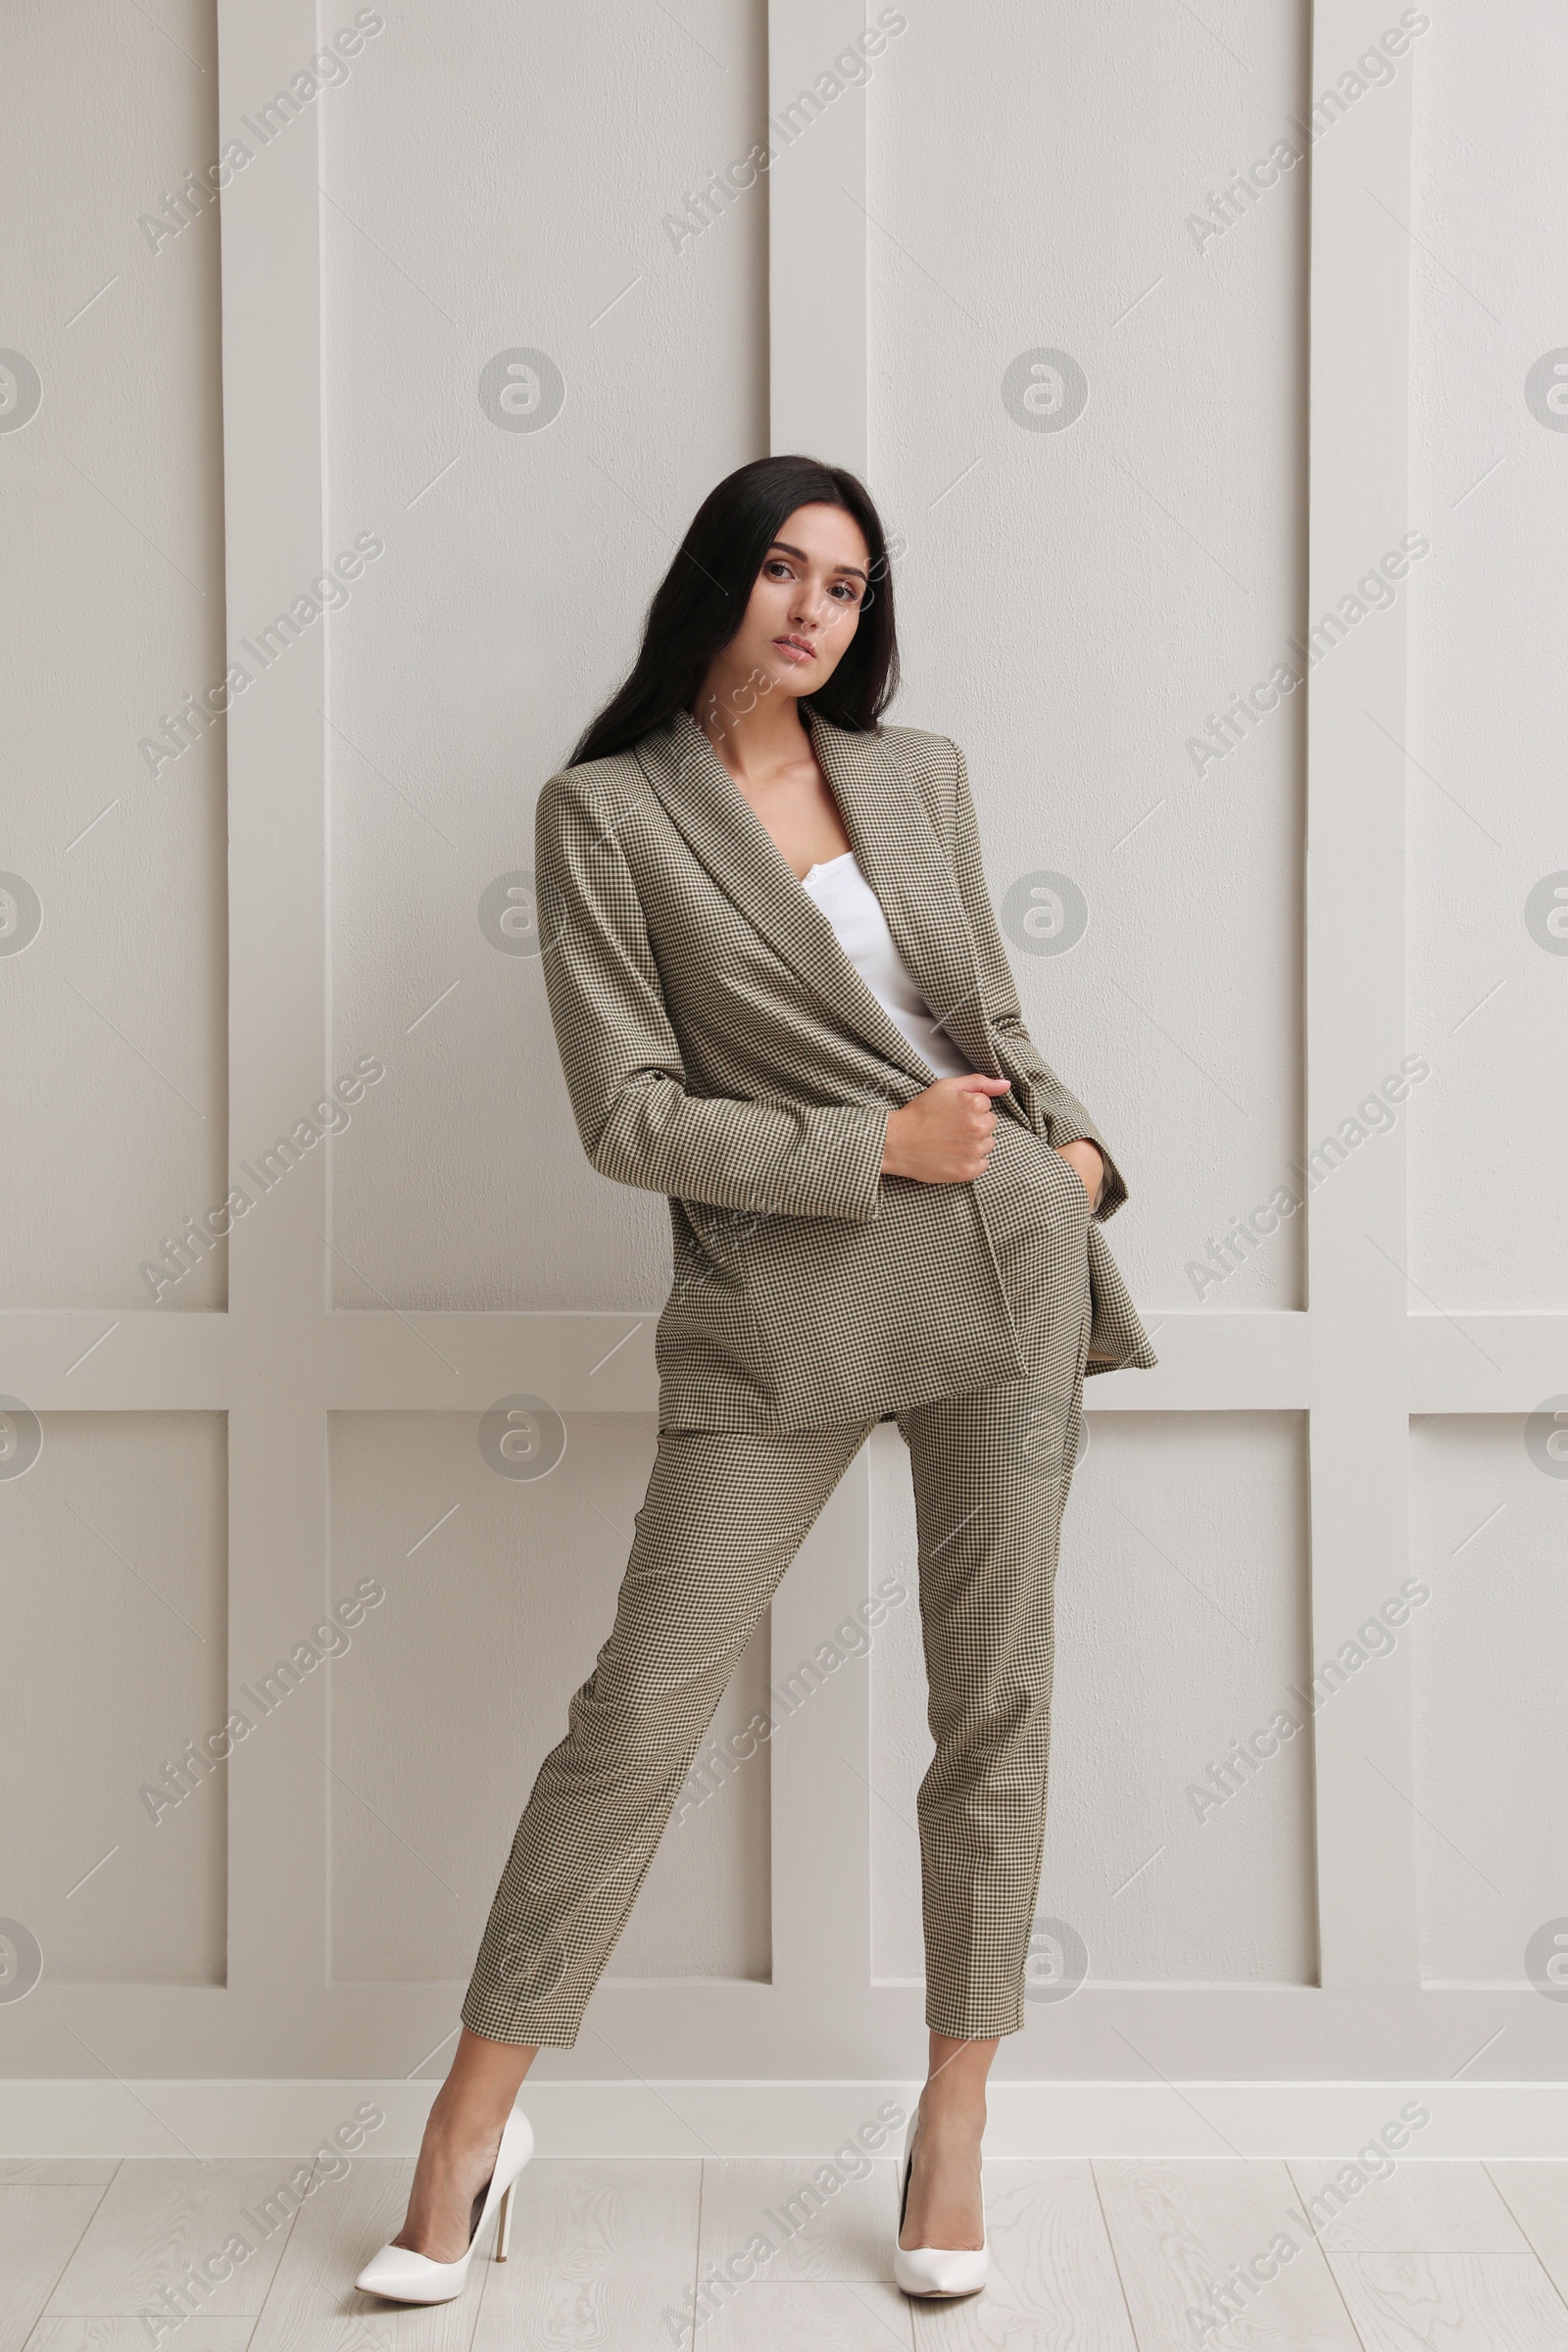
[534,703,1157,1429]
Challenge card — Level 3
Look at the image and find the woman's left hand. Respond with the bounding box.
[1054,1139,1104,1210]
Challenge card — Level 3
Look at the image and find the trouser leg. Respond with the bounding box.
[897,1147,1094,2039]
[461,1416,873,2048]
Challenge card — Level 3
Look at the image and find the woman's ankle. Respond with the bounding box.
[421,2117,502,2162]
[920,2071,988,2120]
[421,2029,536,2143]
[918,2096,986,2137]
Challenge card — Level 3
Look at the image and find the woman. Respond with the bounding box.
[355,454,1155,2306]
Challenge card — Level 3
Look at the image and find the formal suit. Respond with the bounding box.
[527,703,1156,1431]
[460,705,1155,2048]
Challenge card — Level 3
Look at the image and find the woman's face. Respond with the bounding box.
[725,502,871,705]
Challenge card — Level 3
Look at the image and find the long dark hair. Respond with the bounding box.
[569,455,900,765]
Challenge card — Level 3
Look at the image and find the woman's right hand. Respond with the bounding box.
[881,1074,1015,1183]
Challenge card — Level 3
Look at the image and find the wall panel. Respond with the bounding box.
[323,0,769,1314]
[3,1412,226,1984]
[326,1410,770,1985]
[1405,0,1568,1312]
[869,1,1307,1319]
[1409,1416,1567,1987]
[0,0,227,1311]
[873,1415,1315,1988]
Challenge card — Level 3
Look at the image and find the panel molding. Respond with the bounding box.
[7,1309,1560,1412]
[1303,0,1417,1991]
[768,0,868,472]
[213,0,332,2008]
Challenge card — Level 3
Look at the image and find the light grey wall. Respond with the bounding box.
[2,0,1563,2101]
[869,1,1307,1317]
[324,0,768,1315]
[326,1411,771,1986]
[1408,1415,1568,1985]
[874,1415,1315,1988]
[5,1411,227,1983]
[1,0,227,1311]
[1404,1,1568,1312]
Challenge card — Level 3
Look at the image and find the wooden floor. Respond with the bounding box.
[4,2154,1568,2349]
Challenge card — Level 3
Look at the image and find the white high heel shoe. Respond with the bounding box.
[355,2100,534,2304]
[892,2104,990,2299]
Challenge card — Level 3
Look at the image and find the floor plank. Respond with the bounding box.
[472,2156,702,2350]
[697,2279,912,2348]
[1327,2250,1568,2351]
[0,2166,120,2188]
[695,2153,897,2281]
[1487,2165,1568,2300]
[911,2162,1138,2351]
[24,2324,255,2351]
[1094,2158,1363,2350]
[11,2152,1565,2351]
[248,2158,483,2351]
[0,2190,108,2352]
[1286,2160,1532,2254]
[44,2161,304,2321]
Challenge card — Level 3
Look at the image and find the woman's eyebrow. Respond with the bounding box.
[767,539,868,583]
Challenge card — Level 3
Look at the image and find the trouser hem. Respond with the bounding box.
[924,2001,1026,2040]
[460,1994,584,2051]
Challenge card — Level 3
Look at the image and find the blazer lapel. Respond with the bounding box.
[633,707,1001,1089]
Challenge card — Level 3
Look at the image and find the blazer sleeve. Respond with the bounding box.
[948,738,1129,1220]
[535,770,892,1222]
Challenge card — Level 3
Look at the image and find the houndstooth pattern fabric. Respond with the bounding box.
[532,705,1157,1432]
[461,1114,1096,2048]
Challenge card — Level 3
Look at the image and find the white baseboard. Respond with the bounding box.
[1,2080,1565,2161]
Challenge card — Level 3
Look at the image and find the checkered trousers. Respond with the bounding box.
[460,1116,1093,2047]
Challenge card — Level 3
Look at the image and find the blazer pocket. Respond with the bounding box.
[671,1199,771,1291]
[1031,1127,1094,1226]
[657,1200,767,1390]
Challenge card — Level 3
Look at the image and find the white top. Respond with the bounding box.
[800,849,975,1080]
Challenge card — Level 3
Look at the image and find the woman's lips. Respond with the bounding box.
[773,637,814,662]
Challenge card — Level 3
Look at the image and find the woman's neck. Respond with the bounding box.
[692,670,813,788]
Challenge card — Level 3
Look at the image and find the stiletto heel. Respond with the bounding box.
[892,2104,990,2299]
[354,2097,533,2304]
